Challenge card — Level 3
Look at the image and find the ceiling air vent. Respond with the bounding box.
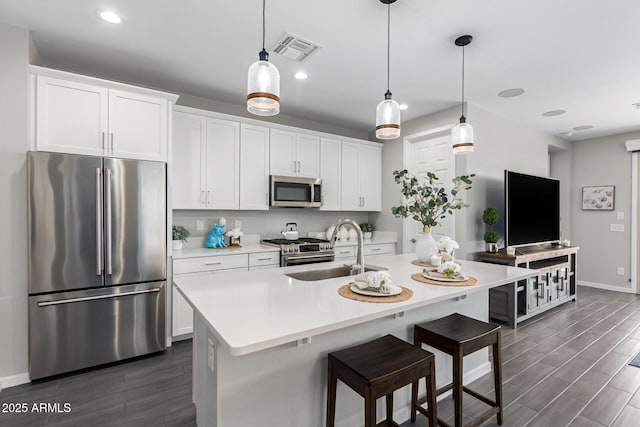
[272,33,322,62]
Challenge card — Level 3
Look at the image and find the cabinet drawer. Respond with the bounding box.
[334,246,356,259]
[173,254,248,274]
[249,251,280,267]
[364,243,395,256]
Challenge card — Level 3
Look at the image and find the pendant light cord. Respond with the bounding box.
[461,44,466,118]
[262,0,266,50]
[386,2,391,92]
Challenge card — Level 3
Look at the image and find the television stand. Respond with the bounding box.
[477,244,579,328]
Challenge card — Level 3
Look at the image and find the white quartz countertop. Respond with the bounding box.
[172,244,279,259]
[173,253,536,356]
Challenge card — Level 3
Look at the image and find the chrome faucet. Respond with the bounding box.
[330,219,365,275]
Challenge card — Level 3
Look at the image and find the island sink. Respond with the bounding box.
[285,264,386,281]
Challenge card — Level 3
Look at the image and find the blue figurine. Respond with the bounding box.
[206,224,227,248]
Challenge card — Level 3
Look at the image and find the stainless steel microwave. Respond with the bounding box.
[270,175,322,208]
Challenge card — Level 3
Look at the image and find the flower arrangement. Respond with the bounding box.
[438,236,459,253]
[437,261,461,279]
[390,169,474,232]
[366,270,392,294]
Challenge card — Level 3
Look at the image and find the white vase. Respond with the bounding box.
[415,228,439,263]
[172,240,183,250]
[363,231,372,240]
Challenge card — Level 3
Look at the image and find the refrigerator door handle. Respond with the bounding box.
[37,287,162,307]
[96,168,103,276]
[105,168,113,275]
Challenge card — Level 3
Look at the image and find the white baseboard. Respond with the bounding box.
[1,372,30,391]
[578,280,635,294]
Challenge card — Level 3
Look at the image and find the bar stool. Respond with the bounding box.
[327,334,437,427]
[412,313,503,427]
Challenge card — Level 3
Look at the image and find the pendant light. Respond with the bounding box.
[375,0,400,140]
[452,35,474,154]
[247,0,280,116]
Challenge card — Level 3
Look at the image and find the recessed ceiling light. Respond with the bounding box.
[542,109,566,117]
[573,125,594,131]
[96,10,123,24]
[399,103,408,110]
[498,88,525,98]
[294,71,308,80]
[559,131,573,137]
[633,102,640,110]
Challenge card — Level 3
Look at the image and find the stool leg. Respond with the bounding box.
[453,349,463,427]
[386,392,394,422]
[493,333,503,425]
[326,361,337,427]
[364,387,376,427]
[427,360,437,427]
[411,378,418,422]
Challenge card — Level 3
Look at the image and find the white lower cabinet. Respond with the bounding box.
[334,243,396,265]
[249,252,280,270]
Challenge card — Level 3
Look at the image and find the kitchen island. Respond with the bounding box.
[173,253,537,427]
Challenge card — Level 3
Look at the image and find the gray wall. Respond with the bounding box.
[377,103,571,259]
[0,23,29,388]
[570,131,640,290]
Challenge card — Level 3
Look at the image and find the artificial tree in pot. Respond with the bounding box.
[482,207,500,253]
[391,169,474,262]
[359,222,374,239]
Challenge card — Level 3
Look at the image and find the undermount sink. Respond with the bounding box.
[285,265,386,282]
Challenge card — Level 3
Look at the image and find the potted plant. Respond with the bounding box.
[391,169,474,262]
[482,207,499,253]
[359,222,374,239]
[172,225,190,250]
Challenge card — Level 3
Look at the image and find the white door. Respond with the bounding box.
[172,112,206,209]
[205,118,240,209]
[36,76,108,156]
[319,137,341,210]
[270,129,296,176]
[403,133,454,254]
[108,89,168,161]
[240,123,270,210]
[295,133,320,178]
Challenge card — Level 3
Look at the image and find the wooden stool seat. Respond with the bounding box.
[413,314,503,427]
[327,334,437,427]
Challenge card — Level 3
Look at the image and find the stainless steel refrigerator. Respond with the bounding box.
[27,151,167,380]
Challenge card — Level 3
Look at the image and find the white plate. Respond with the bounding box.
[423,271,469,282]
[350,284,402,297]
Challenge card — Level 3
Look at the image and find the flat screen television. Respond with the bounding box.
[505,170,560,247]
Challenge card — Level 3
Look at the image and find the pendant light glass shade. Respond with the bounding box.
[452,119,474,154]
[376,91,401,139]
[247,50,280,116]
[452,35,474,154]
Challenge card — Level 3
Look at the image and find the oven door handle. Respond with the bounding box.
[285,254,335,261]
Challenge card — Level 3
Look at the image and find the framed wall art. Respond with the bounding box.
[582,185,615,210]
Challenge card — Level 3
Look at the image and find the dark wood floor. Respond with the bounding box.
[3,286,640,426]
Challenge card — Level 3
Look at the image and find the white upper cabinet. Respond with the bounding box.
[172,112,206,209]
[205,118,240,209]
[341,141,381,211]
[31,67,176,162]
[319,137,341,211]
[240,124,270,210]
[270,129,319,178]
[171,113,239,209]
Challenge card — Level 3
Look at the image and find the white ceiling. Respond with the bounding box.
[2,0,640,141]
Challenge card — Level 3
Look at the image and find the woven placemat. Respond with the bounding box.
[411,273,477,287]
[337,284,413,303]
[411,259,438,267]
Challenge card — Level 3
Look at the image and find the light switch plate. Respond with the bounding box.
[196,220,204,231]
[610,224,624,232]
[617,211,625,220]
[617,267,625,275]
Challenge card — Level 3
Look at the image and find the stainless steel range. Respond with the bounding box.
[262,237,335,266]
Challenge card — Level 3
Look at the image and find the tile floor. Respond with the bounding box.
[2,285,640,426]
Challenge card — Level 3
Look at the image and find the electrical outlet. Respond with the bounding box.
[196,220,204,232]
[617,267,625,275]
[235,220,242,230]
[207,338,215,373]
[610,224,624,232]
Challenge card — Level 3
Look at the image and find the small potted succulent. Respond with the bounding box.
[172,225,190,250]
[359,222,374,240]
[482,208,499,253]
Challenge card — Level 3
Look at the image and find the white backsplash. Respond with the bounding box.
[173,209,371,247]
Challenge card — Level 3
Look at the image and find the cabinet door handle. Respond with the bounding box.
[101,132,106,151]
[110,133,114,153]
[257,257,273,261]
[297,161,301,173]
[371,248,381,252]
[292,160,296,173]
[339,250,351,254]
[205,262,222,266]
[207,190,211,204]
[201,190,205,204]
